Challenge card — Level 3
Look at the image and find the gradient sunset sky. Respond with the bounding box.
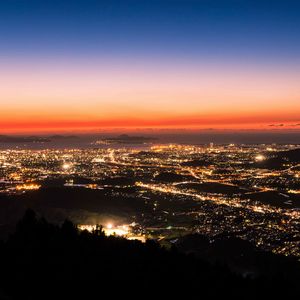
[1,0,300,133]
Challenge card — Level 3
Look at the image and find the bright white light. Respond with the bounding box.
[62,163,71,170]
[255,155,265,162]
[104,223,129,236]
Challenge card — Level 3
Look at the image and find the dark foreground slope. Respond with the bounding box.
[0,211,299,299]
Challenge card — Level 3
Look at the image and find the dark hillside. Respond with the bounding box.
[0,211,299,299]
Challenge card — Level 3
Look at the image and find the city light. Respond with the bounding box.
[106,223,113,229]
[62,163,72,170]
[255,154,266,162]
[1,144,300,257]
[16,183,41,191]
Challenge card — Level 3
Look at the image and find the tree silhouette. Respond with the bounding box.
[0,210,298,299]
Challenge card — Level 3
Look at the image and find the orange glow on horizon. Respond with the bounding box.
[1,113,300,134]
[1,60,299,134]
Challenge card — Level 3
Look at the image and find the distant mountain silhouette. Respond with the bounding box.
[0,135,79,143]
[0,135,50,143]
[101,134,157,144]
[48,135,79,140]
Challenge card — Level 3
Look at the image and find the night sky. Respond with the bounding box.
[1,0,300,133]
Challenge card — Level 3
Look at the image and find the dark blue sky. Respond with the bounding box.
[0,0,300,64]
[1,0,300,133]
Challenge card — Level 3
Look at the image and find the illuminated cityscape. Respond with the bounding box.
[1,0,300,296]
[1,143,299,257]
